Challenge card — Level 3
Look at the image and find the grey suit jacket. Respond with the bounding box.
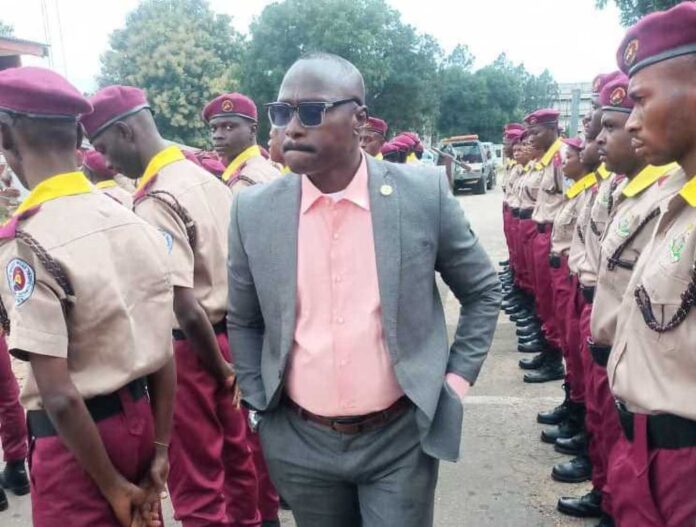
[227,156,501,462]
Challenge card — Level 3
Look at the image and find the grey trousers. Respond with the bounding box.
[258,404,439,527]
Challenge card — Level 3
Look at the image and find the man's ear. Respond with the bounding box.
[354,106,368,134]
[0,121,17,156]
[114,121,135,143]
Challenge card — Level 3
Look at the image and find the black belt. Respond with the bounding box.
[617,403,696,449]
[28,378,148,439]
[580,285,595,304]
[511,208,520,218]
[519,209,533,220]
[173,317,227,341]
[587,339,611,367]
[536,223,552,233]
[549,254,561,269]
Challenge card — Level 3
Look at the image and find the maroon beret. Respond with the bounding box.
[600,74,633,113]
[523,108,560,126]
[83,149,115,179]
[380,142,399,155]
[505,129,524,142]
[365,117,388,135]
[0,66,92,120]
[393,134,417,149]
[400,131,421,144]
[82,85,150,140]
[203,92,257,123]
[561,137,584,151]
[617,1,696,76]
[591,71,623,96]
[504,123,525,132]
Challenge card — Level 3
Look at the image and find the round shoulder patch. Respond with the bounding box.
[159,229,174,254]
[6,258,35,306]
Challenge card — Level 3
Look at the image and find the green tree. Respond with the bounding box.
[99,0,244,146]
[0,21,14,37]
[595,0,683,25]
[241,0,442,139]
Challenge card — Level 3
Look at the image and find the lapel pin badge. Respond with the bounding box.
[380,184,393,196]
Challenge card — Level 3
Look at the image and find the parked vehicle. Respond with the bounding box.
[439,135,496,194]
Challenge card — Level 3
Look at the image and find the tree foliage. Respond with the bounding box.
[0,21,14,37]
[241,0,442,139]
[595,0,683,25]
[99,0,559,145]
[98,0,244,146]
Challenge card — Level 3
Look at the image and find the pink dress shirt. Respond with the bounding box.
[286,155,405,416]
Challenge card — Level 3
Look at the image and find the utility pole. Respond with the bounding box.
[569,88,581,137]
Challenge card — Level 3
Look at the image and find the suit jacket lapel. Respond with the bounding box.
[274,174,301,359]
[366,156,401,355]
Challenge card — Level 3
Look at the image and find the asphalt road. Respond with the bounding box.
[1,183,595,527]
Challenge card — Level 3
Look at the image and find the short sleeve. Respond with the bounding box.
[0,247,68,360]
[135,198,195,288]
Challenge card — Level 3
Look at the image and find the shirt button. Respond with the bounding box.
[334,276,342,283]
[337,317,345,324]
[332,233,339,240]
[339,359,348,367]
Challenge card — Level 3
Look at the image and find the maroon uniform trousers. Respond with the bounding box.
[168,332,261,527]
[0,335,27,463]
[518,219,538,293]
[578,300,605,495]
[608,413,696,527]
[29,387,157,527]
[550,257,581,398]
[531,229,562,349]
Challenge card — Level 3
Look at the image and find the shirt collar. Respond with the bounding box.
[565,172,598,199]
[301,154,369,214]
[679,172,696,207]
[95,179,118,190]
[14,171,93,218]
[622,163,679,199]
[597,163,612,180]
[135,145,185,193]
[222,144,262,182]
[535,138,562,170]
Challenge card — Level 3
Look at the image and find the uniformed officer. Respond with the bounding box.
[204,92,281,196]
[500,127,524,286]
[83,86,264,527]
[0,66,175,527]
[82,149,133,208]
[605,5,696,525]
[520,137,597,380]
[359,116,388,159]
[558,74,680,526]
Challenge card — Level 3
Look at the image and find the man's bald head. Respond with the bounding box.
[279,53,365,104]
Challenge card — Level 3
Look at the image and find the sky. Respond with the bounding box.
[2,0,627,92]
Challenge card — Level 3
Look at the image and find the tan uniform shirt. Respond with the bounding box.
[507,164,528,209]
[568,172,606,274]
[517,163,544,210]
[96,180,134,209]
[502,160,517,198]
[0,178,173,410]
[609,168,696,420]
[134,154,232,326]
[551,174,597,256]
[578,171,627,287]
[532,154,565,224]
[591,165,683,346]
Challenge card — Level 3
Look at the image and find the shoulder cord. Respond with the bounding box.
[137,190,197,250]
[634,259,696,333]
[0,230,75,334]
[607,208,660,271]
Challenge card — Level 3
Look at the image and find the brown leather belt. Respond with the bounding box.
[519,208,533,220]
[511,208,520,218]
[284,396,411,435]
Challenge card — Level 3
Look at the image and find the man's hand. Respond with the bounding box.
[148,446,170,492]
[103,475,148,527]
[445,373,471,402]
[220,362,241,407]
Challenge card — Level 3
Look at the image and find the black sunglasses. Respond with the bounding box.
[265,98,362,128]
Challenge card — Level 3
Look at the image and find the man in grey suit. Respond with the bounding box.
[227,53,501,527]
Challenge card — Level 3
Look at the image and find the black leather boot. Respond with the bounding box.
[0,487,7,512]
[519,352,546,370]
[596,513,615,527]
[555,430,588,456]
[557,488,602,517]
[541,401,585,443]
[537,383,571,424]
[1,460,30,496]
[524,348,564,383]
[552,454,592,483]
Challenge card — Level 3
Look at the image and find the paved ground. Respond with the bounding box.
[1,183,596,526]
